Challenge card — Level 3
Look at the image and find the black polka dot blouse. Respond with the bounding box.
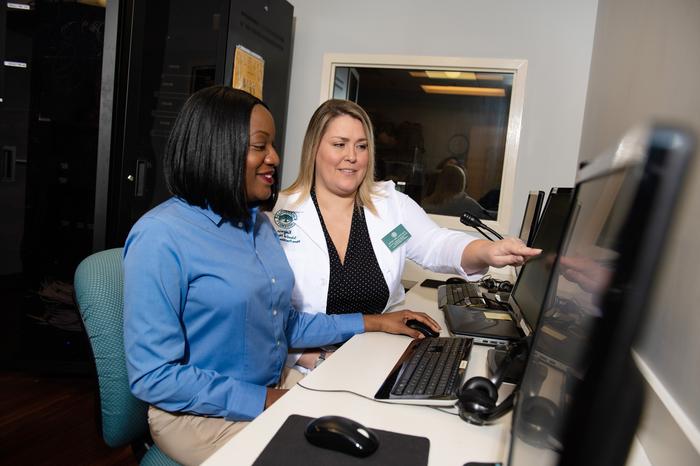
[311,189,390,315]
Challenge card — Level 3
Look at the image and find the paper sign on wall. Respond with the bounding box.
[232,45,264,99]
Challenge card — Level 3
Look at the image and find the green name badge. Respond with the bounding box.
[382,224,411,252]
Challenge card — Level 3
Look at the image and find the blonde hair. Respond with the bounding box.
[424,164,467,204]
[284,99,379,213]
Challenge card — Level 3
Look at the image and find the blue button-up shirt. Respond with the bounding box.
[123,197,364,420]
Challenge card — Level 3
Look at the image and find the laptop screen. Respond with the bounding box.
[509,187,573,333]
[507,125,695,466]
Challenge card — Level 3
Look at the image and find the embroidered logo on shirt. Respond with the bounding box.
[274,210,300,243]
[382,224,411,252]
[274,210,297,229]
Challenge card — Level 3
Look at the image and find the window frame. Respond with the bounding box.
[320,53,528,235]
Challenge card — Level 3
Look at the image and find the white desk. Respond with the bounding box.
[204,277,512,466]
[204,270,651,466]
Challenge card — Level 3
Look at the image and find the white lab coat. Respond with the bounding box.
[269,181,484,317]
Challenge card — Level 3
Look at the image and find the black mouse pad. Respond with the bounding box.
[252,414,430,466]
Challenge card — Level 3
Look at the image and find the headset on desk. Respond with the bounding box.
[457,338,529,426]
[479,276,513,294]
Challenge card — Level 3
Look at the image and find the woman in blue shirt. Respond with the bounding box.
[122,86,438,465]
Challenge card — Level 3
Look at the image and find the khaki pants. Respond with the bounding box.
[148,367,305,466]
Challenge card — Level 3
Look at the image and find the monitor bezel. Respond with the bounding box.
[518,190,545,247]
[509,187,574,335]
[506,124,695,466]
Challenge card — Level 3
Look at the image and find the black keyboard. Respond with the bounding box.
[439,282,486,306]
[388,337,473,399]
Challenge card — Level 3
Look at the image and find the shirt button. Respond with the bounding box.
[237,222,244,228]
[273,309,278,316]
[271,277,276,284]
[276,340,280,347]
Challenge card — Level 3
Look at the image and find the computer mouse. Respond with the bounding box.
[446,276,467,284]
[406,319,440,338]
[304,415,379,457]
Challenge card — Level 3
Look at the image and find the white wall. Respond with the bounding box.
[283,0,598,234]
[578,0,700,464]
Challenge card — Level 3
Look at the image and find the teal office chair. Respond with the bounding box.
[74,248,179,466]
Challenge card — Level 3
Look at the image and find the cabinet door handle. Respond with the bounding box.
[134,159,147,197]
[2,145,16,182]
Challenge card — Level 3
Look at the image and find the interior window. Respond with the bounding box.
[334,67,513,222]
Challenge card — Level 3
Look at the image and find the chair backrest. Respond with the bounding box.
[74,248,149,448]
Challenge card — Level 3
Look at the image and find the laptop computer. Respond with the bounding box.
[441,187,574,346]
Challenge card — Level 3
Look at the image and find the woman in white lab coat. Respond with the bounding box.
[271,99,540,370]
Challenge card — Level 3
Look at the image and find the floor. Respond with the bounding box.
[0,370,137,466]
[0,271,139,465]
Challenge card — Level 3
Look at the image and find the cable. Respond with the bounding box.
[474,224,497,242]
[461,212,504,241]
[295,381,459,416]
[479,223,505,241]
[432,406,461,416]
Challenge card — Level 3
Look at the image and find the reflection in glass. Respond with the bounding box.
[422,164,495,219]
[333,67,513,220]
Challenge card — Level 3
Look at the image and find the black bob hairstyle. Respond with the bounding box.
[163,85,277,221]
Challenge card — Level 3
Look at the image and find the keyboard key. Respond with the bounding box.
[445,282,483,306]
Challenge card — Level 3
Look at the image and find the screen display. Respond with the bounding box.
[510,188,573,331]
[508,168,636,466]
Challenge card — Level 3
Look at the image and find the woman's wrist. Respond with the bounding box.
[363,314,383,332]
[313,350,327,368]
[461,239,491,273]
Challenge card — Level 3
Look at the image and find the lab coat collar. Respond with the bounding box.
[282,192,327,253]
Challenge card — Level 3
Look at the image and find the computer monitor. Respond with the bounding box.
[518,190,544,247]
[509,187,573,334]
[507,124,695,466]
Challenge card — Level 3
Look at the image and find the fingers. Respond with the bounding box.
[489,238,542,267]
[420,314,441,332]
[503,240,541,257]
[490,254,524,268]
[399,310,442,332]
[378,310,443,339]
[521,247,542,257]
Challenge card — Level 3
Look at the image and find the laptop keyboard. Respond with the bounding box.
[390,337,473,399]
[445,282,486,306]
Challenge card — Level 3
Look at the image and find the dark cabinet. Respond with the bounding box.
[0,0,293,372]
[1,0,106,372]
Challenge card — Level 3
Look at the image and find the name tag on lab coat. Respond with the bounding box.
[382,224,411,252]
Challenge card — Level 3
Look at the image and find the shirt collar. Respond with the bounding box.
[201,206,223,226]
[176,197,259,228]
[202,204,259,229]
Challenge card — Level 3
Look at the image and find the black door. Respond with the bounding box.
[106,0,230,247]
